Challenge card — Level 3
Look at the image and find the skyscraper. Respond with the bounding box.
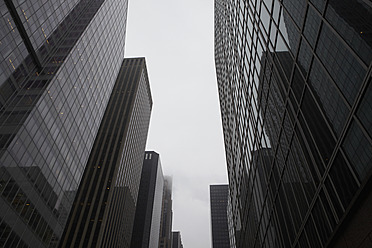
[159,176,173,248]
[215,0,372,247]
[0,0,128,246]
[60,57,152,248]
[210,184,230,248]
[171,231,183,248]
[131,151,164,248]
[226,189,237,248]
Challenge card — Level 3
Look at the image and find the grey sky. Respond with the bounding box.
[124,0,228,247]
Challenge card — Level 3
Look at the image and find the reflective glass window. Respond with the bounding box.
[357,79,372,139]
[342,120,372,181]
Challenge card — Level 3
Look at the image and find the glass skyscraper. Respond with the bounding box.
[215,0,372,247]
[60,57,153,248]
[0,0,128,246]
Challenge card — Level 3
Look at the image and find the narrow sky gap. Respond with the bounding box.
[125,0,228,247]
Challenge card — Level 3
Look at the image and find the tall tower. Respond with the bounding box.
[171,231,183,248]
[210,184,230,248]
[0,0,128,247]
[60,57,152,248]
[159,176,173,248]
[131,151,164,248]
[215,0,372,247]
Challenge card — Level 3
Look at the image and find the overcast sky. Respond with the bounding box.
[125,0,228,247]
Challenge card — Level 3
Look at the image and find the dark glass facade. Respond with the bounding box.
[159,176,173,248]
[131,151,164,248]
[215,0,372,247]
[227,190,237,248]
[0,0,128,247]
[60,57,152,248]
[210,184,230,248]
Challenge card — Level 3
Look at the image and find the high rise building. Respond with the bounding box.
[226,190,237,248]
[159,176,173,248]
[131,151,164,248]
[172,231,183,248]
[215,0,372,247]
[210,184,230,248]
[60,57,152,247]
[0,0,128,247]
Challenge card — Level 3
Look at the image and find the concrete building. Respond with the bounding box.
[131,151,164,248]
[210,185,230,248]
[172,231,183,248]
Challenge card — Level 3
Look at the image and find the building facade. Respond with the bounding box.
[60,57,152,247]
[227,190,237,248]
[210,184,231,248]
[131,151,164,248]
[0,0,128,247]
[159,176,173,248]
[215,0,372,247]
[171,231,183,248]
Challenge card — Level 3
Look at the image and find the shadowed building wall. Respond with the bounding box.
[172,231,183,248]
[60,58,152,248]
[131,151,164,248]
